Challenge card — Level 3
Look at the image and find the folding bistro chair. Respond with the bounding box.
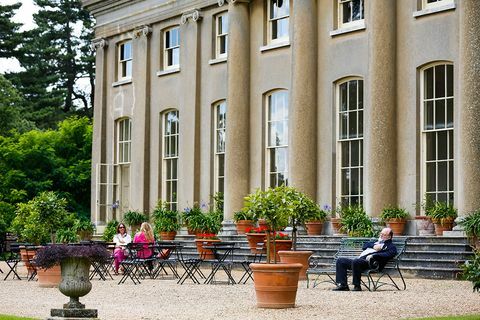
[3,243,21,281]
[153,241,180,279]
[118,242,155,285]
[203,242,237,285]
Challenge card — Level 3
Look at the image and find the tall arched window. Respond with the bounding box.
[214,101,226,194]
[116,118,132,214]
[162,110,179,210]
[266,90,289,188]
[421,63,454,204]
[337,78,364,206]
[117,118,132,164]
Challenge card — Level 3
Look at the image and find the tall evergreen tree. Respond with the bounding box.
[0,2,22,58]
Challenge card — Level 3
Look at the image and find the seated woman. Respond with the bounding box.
[133,222,155,259]
[113,223,132,275]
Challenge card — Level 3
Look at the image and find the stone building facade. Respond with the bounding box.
[83,0,480,233]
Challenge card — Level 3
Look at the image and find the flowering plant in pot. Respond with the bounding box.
[242,186,303,309]
[380,205,410,236]
[195,233,221,259]
[425,201,457,236]
[245,226,268,253]
[305,205,329,236]
[233,210,255,234]
[34,244,110,317]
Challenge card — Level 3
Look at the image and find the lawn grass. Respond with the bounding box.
[0,315,38,320]
[410,315,480,320]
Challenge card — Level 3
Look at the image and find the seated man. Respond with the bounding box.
[333,227,397,292]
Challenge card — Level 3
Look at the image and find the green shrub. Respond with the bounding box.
[425,201,457,225]
[56,228,78,243]
[461,251,480,292]
[338,204,375,237]
[152,201,180,233]
[459,209,480,238]
[123,210,147,227]
[380,205,410,221]
[233,210,255,222]
[101,219,119,242]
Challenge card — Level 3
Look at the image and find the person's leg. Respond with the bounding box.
[114,248,124,273]
[335,257,353,287]
[351,258,369,288]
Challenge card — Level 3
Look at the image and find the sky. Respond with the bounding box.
[0,0,38,73]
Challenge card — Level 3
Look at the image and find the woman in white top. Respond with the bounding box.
[113,223,132,274]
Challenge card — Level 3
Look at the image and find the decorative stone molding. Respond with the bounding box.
[181,9,202,24]
[90,38,108,51]
[230,0,250,4]
[133,25,152,38]
[217,0,227,6]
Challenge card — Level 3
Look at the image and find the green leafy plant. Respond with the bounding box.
[459,209,480,238]
[101,219,119,242]
[461,251,480,292]
[425,201,457,225]
[212,192,224,213]
[55,228,78,243]
[182,203,204,228]
[233,210,255,222]
[152,201,180,233]
[380,205,410,221]
[338,204,375,237]
[274,232,290,240]
[123,210,147,227]
[183,203,222,234]
[73,218,96,233]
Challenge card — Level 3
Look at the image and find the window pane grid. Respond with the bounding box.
[338,79,363,206]
[214,101,227,194]
[119,41,132,79]
[118,119,132,164]
[422,64,454,205]
[163,111,179,210]
[269,0,289,41]
[339,0,364,26]
[164,27,180,69]
[216,13,228,58]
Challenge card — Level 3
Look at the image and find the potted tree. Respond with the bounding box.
[305,205,330,235]
[123,210,147,234]
[152,201,180,240]
[192,210,223,259]
[380,205,410,236]
[244,186,302,309]
[73,218,96,241]
[425,201,457,236]
[233,210,255,235]
[245,225,268,253]
[459,209,480,250]
[34,244,110,318]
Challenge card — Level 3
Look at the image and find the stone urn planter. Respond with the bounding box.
[250,263,302,308]
[415,216,435,235]
[278,250,313,280]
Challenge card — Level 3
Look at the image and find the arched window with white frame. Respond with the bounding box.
[162,110,179,211]
[266,90,289,188]
[336,78,364,206]
[115,118,132,214]
[214,101,226,194]
[421,63,454,205]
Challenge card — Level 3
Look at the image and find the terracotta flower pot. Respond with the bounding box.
[195,239,221,259]
[236,220,255,235]
[246,233,267,253]
[250,262,303,309]
[258,219,269,230]
[265,239,292,263]
[386,218,407,236]
[159,231,177,240]
[330,218,344,235]
[432,217,454,236]
[278,250,313,280]
[305,221,324,235]
[20,247,36,278]
[38,265,62,288]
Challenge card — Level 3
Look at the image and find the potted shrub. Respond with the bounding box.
[182,203,204,235]
[74,218,96,241]
[101,219,119,242]
[425,201,457,236]
[233,210,255,235]
[305,205,330,236]
[123,210,147,234]
[34,244,110,317]
[459,209,480,249]
[461,251,480,292]
[243,186,302,309]
[380,205,410,236]
[339,204,375,237]
[194,233,221,259]
[152,201,180,240]
[245,226,268,253]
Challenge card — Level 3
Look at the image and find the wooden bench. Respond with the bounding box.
[306,237,408,291]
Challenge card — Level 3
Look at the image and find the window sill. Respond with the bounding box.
[259,41,290,53]
[156,68,180,77]
[209,57,227,65]
[330,21,366,37]
[112,78,132,87]
[413,3,456,18]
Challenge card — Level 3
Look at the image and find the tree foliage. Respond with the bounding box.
[0,2,22,58]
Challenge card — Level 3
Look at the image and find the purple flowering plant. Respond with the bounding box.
[33,244,110,270]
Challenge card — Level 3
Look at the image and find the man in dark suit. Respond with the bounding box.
[333,227,397,291]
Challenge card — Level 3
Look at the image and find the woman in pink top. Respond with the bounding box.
[133,222,154,258]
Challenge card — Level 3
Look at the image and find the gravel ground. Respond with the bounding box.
[0,262,479,320]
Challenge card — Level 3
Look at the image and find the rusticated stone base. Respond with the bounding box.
[49,308,98,319]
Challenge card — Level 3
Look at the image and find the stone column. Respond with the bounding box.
[364,2,396,217]
[288,0,317,200]
[223,0,250,233]
[130,25,151,213]
[178,10,202,210]
[90,38,108,227]
[457,1,480,215]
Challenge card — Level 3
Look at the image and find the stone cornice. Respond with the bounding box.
[181,9,203,24]
[133,25,152,38]
[90,38,108,50]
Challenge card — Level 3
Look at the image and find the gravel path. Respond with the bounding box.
[0,263,479,320]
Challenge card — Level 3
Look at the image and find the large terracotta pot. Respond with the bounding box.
[38,265,62,288]
[58,257,92,309]
[258,219,269,230]
[250,263,302,309]
[278,250,313,280]
[330,218,344,235]
[77,231,93,241]
[386,218,407,236]
[432,218,454,236]
[159,231,177,240]
[246,233,267,253]
[265,239,292,263]
[20,247,36,278]
[305,221,324,235]
[195,239,221,260]
[236,220,255,235]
